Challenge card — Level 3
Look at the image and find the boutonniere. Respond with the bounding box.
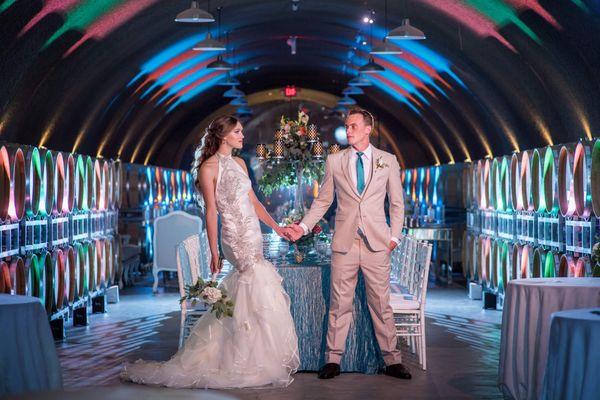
[375,156,389,170]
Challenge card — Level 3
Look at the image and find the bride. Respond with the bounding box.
[122,115,300,389]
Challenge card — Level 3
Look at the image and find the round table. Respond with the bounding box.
[540,308,600,400]
[277,260,385,373]
[498,278,600,400]
[0,294,62,396]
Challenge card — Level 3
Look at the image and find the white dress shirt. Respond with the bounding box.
[298,144,399,247]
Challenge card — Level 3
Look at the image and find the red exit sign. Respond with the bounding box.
[285,85,297,97]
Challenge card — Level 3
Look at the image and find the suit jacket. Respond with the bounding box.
[301,145,404,253]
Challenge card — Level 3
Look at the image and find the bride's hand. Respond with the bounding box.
[210,255,221,275]
[274,225,291,241]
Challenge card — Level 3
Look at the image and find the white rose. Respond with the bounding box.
[201,287,222,304]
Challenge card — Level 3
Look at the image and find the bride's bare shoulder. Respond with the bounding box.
[199,156,218,175]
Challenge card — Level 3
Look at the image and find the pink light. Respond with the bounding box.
[398,52,454,91]
[165,71,224,105]
[376,58,440,100]
[19,0,80,37]
[149,59,213,102]
[505,1,560,29]
[64,0,161,57]
[370,74,423,109]
[421,0,516,51]
[133,50,199,95]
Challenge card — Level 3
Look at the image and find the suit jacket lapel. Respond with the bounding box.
[341,148,361,199]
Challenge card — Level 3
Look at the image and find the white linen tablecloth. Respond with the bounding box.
[498,278,600,400]
[540,307,600,400]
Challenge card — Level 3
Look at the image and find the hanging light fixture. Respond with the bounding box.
[223,86,245,97]
[207,55,232,70]
[338,96,356,106]
[386,18,426,40]
[348,75,372,86]
[218,73,240,86]
[195,6,226,51]
[343,86,364,95]
[371,0,402,55]
[359,56,385,73]
[229,97,248,106]
[360,23,384,73]
[175,1,214,23]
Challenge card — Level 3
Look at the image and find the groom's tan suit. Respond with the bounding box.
[300,144,404,365]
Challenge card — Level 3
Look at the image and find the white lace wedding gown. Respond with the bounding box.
[122,153,299,389]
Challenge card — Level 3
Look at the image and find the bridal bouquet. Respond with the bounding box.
[180,277,234,319]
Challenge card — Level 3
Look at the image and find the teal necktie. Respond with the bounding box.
[356,152,365,194]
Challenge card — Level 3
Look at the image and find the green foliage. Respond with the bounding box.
[179,277,235,319]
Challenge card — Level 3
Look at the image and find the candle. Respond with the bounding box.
[307,124,318,143]
[273,140,285,159]
[311,141,324,158]
[274,129,283,141]
[329,144,341,154]
[256,143,267,159]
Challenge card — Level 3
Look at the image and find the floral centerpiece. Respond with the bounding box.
[180,277,234,319]
[257,110,326,213]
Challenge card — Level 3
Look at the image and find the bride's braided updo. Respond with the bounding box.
[191,115,239,205]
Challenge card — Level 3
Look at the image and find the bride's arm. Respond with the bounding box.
[235,158,287,238]
[198,159,221,274]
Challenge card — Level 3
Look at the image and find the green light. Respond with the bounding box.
[0,0,17,14]
[465,0,541,43]
[44,0,125,48]
[544,253,555,278]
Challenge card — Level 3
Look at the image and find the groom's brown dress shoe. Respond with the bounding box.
[385,363,412,379]
[318,363,340,379]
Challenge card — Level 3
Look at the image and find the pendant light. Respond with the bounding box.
[360,23,385,73]
[218,73,240,86]
[194,6,226,51]
[371,0,402,55]
[206,8,231,70]
[175,1,215,23]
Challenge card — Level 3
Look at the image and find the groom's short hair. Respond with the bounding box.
[348,107,374,127]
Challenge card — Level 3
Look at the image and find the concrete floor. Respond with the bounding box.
[17,278,504,400]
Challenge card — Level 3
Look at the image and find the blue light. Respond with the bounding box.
[366,76,421,114]
[334,126,348,145]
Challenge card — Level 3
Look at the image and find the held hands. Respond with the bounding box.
[273,224,304,242]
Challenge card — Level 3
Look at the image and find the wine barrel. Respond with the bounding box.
[520,151,534,212]
[489,240,499,290]
[510,153,522,211]
[558,145,577,217]
[75,243,89,297]
[74,154,85,211]
[496,157,510,211]
[542,146,560,214]
[52,249,67,310]
[9,257,26,295]
[85,156,94,211]
[105,238,114,287]
[410,168,417,203]
[176,170,183,203]
[170,169,178,204]
[497,241,509,294]
[106,161,115,210]
[489,159,498,211]
[40,251,53,314]
[25,146,42,218]
[592,139,600,218]
[520,244,533,278]
[114,160,123,209]
[26,254,42,302]
[0,145,26,221]
[461,231,468,278]
[93,159,102,211]
[53,152,65,215]
[154,167,163,204]
[480,160,489,210]
[0,261,10,293]
[544,251,559,278]
[470,234,479,282]
[573,141,594,218]
[64,153,75,213]
[531,149,544,213]
[532,247,545,278]
[511,243,522,281]
[40,149,54,216]
[95,239,105,290]
[462,164,471,209]
[572,257,590,277]
[557,253,570,277]
[114,234,123,289]
[64,246,78,304]
[100,160,109,211]
[87,241,97,292]
[479,236,490,286]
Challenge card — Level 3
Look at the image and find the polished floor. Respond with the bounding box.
[20,277,504,400]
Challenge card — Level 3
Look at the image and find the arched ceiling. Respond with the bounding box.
[0,0,599,169]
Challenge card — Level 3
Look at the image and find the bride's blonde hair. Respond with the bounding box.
[190,115,239,207]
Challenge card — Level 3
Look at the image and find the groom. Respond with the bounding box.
[286,107,410,380]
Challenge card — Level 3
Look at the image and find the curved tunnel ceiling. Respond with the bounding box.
[0,0,599,169]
